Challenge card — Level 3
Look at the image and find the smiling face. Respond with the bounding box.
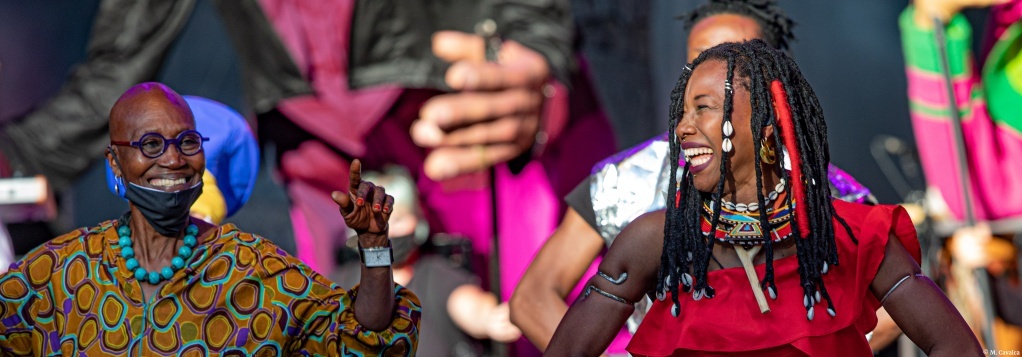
[687,14,762,62]
[107,83,204,193]
[677,59,767,199]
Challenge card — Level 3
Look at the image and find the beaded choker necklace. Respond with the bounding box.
[701,199,794,248]
[719,178,785,213]
[115,214,198,285]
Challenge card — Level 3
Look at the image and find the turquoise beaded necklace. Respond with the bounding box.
[116,214,198,285]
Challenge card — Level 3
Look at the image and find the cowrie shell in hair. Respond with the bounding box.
[723,121,734,137]
[722,138,733,153]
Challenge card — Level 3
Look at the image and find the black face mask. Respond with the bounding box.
[123,181,203,236]
[110,149,203,236]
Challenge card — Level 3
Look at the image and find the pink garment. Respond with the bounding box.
[902,4,1022,222]
[257,2,618,354]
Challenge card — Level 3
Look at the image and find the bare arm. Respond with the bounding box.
[869,307,903,352]
[510,208,606,350]
[449,285,522,342]
[872,234,982,356]
[545,211,665,356]
[333,159,398,331]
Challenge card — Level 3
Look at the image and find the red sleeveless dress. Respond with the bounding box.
[627,201,921,357]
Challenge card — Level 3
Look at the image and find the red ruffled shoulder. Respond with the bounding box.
[627,201,919,357]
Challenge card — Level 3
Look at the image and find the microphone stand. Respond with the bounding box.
[933,16,997,350]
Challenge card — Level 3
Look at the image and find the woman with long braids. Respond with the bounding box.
[512,1,877,354]
[545,40,980,356]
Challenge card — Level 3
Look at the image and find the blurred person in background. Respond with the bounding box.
[0,222,10,273]
[901,0,1022,349]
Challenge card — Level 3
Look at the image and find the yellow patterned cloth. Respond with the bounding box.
[0,221,420,356]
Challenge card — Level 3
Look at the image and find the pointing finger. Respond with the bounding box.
[349,159,363,194]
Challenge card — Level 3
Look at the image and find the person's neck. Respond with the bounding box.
[725,167,784,205]
[128,208,185,265]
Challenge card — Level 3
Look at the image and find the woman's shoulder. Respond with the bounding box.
[831,200,914,230]
[4,220,116,277]
[204,224,336,281]
[205,224,292,261]
[615,209,667,247]
[830,200,921,263]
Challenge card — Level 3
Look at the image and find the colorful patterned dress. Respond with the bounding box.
[0,221,420,356]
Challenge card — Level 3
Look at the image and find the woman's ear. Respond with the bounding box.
[761,124,776,144]
[106,146,122,178]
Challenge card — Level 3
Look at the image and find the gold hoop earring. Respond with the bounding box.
[760,140,777,165]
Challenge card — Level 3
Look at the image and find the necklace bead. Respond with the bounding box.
[115,222,199,285]
[719,178,786,212]
[125,258,139,271]
[134,268,147,281]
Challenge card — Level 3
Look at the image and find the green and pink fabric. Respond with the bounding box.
[900,3,1022,221]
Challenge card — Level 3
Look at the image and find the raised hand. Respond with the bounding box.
[332,159,395,247]
[410,31,550,181]
[914,0,1011,26]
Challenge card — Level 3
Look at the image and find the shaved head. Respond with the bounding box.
[106,82,204,192]
[109,82,194,142]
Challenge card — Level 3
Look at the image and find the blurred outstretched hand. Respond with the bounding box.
[411,31,551,180]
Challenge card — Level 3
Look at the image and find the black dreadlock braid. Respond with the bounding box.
[682,0,796,52]
[658,40,853,320]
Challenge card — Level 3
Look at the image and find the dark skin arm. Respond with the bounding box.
[332,159,397,332]
[872,234,983,356]
[545,210,665,356]
[510,207,606,351]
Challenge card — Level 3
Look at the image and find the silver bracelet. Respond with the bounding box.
[583,270,632,305]
[584,285,632,305]
[880,273,925,305]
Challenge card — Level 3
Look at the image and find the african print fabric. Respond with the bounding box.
[0,221,420,356]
